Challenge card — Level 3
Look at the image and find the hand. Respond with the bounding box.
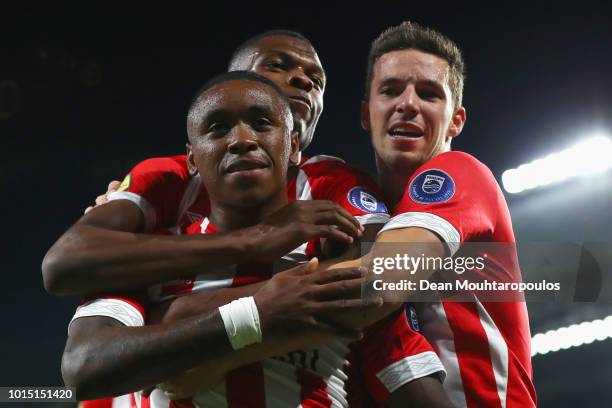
[254,258,382,341]
[84,180,121,214]
[248,200,364,262]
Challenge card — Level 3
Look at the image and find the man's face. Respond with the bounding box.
[187,80,298,207]
[362,49,465,171]
[236,35,325,149]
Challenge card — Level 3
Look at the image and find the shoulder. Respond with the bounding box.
[131,155,189,177]
[301,154,375,180]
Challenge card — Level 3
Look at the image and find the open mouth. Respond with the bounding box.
[388,123,424,138]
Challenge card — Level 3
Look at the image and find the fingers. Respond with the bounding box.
[94,194,108,206]
[108,180,121,192]
[310,266,364,284]
[310,277,363,300]
[313,202,363,238]
[310,225,354,244]
[315,211,362,241]
[84,206,94,215]
[284,257,319,276]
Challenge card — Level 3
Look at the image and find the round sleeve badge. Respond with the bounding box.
[408,169,455,204]
[347,187,388,213]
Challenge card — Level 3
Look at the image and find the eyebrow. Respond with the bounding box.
[198,103,281,128]
[265,50,327,80]
[378,77,444,91]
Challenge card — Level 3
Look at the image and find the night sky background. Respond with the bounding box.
[2,3,612,407]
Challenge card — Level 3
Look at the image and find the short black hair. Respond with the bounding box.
[365,21,465,109]
[228,30,313,71]
[187,70,292,128]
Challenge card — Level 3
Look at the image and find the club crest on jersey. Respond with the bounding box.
[406,304,420,332]
[117,174,132,192]
[409,169,455,204]
[348,188,387,213]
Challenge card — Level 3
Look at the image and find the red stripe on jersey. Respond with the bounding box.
[296,368,332,408]
[232,263,273,287]
[443,301,502,408]
[78,399,114,408]
[140,395,151,408]
[170,400,196,408]
[226,363,266,407]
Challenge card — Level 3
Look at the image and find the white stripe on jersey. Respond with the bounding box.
[176,172,203,227]
[376,350,446,393]
[477,301,509,408]
[69,298,144,333]
[109,191,157,232]
[355,213,390,226]
[417,301,468,408]
[296,155,344,201]
[302,155,345,165]
[378,211,460,254]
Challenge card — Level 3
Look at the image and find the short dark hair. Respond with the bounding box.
[187,71,292,131]
[365,21,465,109]
[228,30,313,71]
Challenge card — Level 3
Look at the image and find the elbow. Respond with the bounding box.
[61,348,90,400]
[42,250,73,296]
[62,346,105,400]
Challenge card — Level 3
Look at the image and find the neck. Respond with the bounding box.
[376,156,420,210]
[209,190,288,231]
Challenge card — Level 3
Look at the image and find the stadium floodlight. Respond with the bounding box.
[531,315,612,356]
[502,135,612,194]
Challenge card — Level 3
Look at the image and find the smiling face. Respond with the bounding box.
[231,35,325,149]
[187,79,298,209]
[362,49,466,174]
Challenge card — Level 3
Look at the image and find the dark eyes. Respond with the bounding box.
[206,118,273,135]
[266,60,285,71]
[418,89,440,100]
[378,86,441,100]
[207,122,229,133]
[379,86,399,96]
[254,117,273,129]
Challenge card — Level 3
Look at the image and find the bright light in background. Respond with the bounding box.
[502,135,612,194]
[531,315,612,356]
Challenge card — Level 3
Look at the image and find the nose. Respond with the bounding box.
[228,124,258,155]
[396,86,418,117]
[287,68,313,92]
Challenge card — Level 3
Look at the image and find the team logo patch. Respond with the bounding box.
[347,187,388,213]
[408,169,454,204]
[406,304,420,332]
[117,174,132,192]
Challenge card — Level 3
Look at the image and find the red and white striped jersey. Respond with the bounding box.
[72,217,445,407]
[108,154,389,233]
[380,151,537,408]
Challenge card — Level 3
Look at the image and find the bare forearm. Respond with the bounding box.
[63,313,230,400]
[43,224,250,295]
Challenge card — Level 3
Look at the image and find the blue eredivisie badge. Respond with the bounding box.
[347,187,388,213]
[406,304,420,332]
[408,169,455,204]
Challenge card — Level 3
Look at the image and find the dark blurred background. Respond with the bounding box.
[2,3,611,407]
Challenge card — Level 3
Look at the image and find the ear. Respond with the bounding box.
[289,131,300,165]
[186,143,198,175]
[446,106,466,141]
[360,100,371,131]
